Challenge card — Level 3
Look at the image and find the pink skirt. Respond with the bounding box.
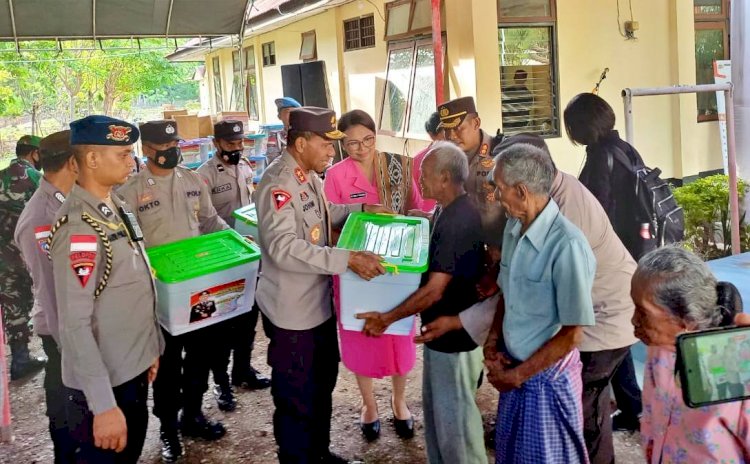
[333,277,417,379]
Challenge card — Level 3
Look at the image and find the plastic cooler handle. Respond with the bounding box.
[382,262,400,275]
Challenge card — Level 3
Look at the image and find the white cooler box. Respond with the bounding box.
[232,203,258,240]
[146,229,261,335]
[336,212,429,336]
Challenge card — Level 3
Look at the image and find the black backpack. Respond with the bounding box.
[608,146,685,259]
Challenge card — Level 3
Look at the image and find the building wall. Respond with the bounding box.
[201,0,724,179]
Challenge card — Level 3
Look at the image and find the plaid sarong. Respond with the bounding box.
[495,349,589,464]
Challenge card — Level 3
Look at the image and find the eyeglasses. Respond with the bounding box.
[343,135,376,151]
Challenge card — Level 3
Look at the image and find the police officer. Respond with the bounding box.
[274,96,301,155]
[0,134,46,380]
[256,106,388,463]
[197,120,270,410]
[437,96,505,249]
[49,116,163,463]
[118,120,228,462]
[14,130,77,462]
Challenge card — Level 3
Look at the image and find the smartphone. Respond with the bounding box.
[676,326,750,408]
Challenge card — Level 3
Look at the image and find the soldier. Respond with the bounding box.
[118,120,228,463]
[49,115,162,463]
[256,106,388,463]
[437,96,505,249]
[0,134,46,380]
[14,130,78,462]
[197,120,270,413]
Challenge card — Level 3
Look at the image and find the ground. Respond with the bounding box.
[1,325,642,463]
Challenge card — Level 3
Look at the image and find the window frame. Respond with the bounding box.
[211,55,223,113]
[230,50,245,111]
[344,14,376,52]
[693,0,730,122]
[497,1,561,138]
[384,0,433,42]
[262,41,276,67]
[243,46,260,121]
[299,30,317,61]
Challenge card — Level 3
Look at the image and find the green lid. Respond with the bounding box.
[232,204,257,227]
[147,229,261,283]
[337,212,429,273]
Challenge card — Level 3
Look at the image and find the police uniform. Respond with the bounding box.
[0,134,44,379]
[118,120,228,459]
[197,120,269,395]
[13,130,75,462]
[438,97,505,247]
[256,107,360,463]
[274,97,302,159]
[49,116,163,463]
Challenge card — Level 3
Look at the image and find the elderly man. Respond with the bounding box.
[486,143,594,463]
[359,141,486,464]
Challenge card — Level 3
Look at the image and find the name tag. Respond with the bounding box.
[212,183,232,194]
[349,192,366,199]
[302,201,316,212]
[138,200,161,212]
[186,190,201,198]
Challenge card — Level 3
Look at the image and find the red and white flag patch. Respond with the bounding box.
[34,225,51,254]
[69,235,97,287]
[272,190,292,211]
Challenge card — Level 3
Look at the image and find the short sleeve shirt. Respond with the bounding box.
[421,194,483,353]
[499,199,596,361]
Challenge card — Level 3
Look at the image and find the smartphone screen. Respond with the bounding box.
[677,326,750,408]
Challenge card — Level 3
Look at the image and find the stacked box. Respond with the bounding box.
[233,204,259,240]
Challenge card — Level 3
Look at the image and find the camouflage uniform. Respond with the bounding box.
[0,157,41,343]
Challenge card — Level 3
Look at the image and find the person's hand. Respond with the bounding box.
[414,316,462,344]
[148,357,159,384]
[476,274,500,300]
[363,204,395,215]
[93,406,128,452]
[485,356,522,393]
[735,313,750,326]
[407,209,433,220]
[347,251,386,281]
[243,235,256,244]
[356,311,390,337]
[484,334,500,362]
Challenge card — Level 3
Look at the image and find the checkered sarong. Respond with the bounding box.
[495,349,589,464]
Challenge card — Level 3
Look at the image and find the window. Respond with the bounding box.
[498,0,559,137]
[262,42,276,67]
[212,56,223,113]
[694,0,730,122]
[244,46,259,121]
[230,51,245,111]
[343,14,376,51]
[379,39,438,138]
[384,0,432,41]
[300,31,317,61]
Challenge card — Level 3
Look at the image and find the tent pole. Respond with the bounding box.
[7,0,18,53]
[92,0,97,43]
[431,0,443,105]
[165,0,174,37]
[725,85,741,255]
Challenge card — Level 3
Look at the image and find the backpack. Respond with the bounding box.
[608,146,685,259]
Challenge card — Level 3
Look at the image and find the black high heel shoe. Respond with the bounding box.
[359,405,381,442]
[391,396,414,439]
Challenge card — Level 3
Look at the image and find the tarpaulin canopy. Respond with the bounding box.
[0,0,252,41]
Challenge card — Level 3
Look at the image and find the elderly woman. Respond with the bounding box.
[485,143,595,463]
[631,247,750,463]
[323,109,422,441]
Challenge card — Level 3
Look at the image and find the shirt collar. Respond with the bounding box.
[344,157,376,193]
[39,177,66,203]
[514,198,560,252]
[71,184,123,221]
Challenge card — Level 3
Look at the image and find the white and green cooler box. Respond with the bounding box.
[147,229,261,335]
[232,204,258,239]
[336,212,429,336]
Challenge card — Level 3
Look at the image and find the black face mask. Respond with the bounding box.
[220,150,242,166]
[152,147,182,169]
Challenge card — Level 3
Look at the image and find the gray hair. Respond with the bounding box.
[634,247,722,330]
[424,141,468,185]
[492,143,555,195]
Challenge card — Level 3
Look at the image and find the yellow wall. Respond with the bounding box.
[202,0,723,179]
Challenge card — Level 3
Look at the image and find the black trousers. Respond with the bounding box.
[580,346,633,464]
[262,315,339,464]
[65,370,149,464]
[152,328,184,426]
[40,335,76,464]
[210,305,261,387]
[611,350,643,419]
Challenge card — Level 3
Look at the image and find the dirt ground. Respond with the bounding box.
[1,325,643,463]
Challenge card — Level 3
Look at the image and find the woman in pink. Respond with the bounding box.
[324,109,421,442]
[411,111,444,213]
[631,247,750,463]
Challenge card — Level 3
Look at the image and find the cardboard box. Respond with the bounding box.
[173,115,199,140]
[163,109,188,120]
[198,115,214,137]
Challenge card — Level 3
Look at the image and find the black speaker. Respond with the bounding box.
[280,61,332,109]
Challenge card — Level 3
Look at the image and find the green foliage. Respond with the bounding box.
[673,174,749,259]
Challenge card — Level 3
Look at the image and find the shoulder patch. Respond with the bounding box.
[35,225,51,253]
[69,235,97,287]
[272,189,292,211]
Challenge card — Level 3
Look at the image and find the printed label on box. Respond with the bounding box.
[188,279,246,323]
